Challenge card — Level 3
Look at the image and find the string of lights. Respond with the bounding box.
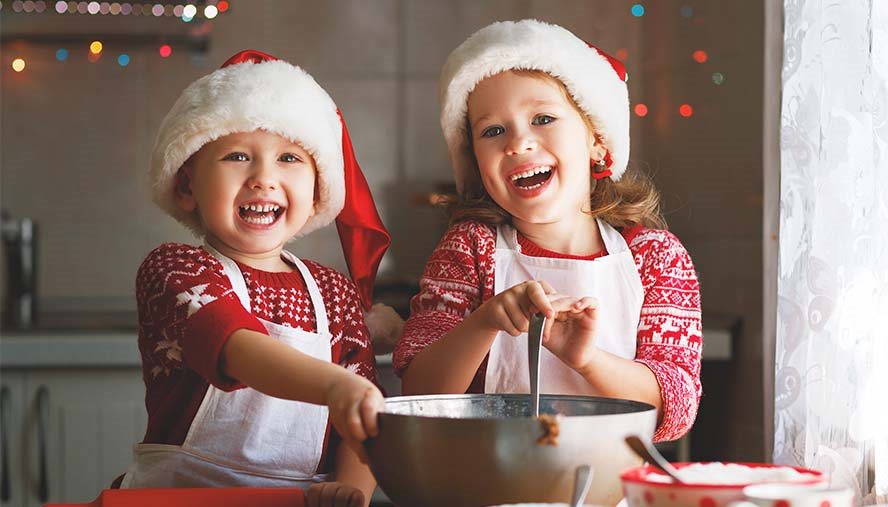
[5,1,229,20]
[3,2,723,120]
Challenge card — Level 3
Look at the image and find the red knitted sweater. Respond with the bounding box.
[134,243,378,473]
[393,221,702,442]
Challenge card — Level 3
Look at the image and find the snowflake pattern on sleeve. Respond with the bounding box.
[136,243,243,379]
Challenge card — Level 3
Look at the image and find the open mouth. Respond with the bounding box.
[509,165,554,190]
[238,203,285,226]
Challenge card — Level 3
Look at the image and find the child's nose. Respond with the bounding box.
[247,162,278,190]
[505,130,537,155]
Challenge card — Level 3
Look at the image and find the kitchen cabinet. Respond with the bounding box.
[1,367,146,507]
[1,335,146,507]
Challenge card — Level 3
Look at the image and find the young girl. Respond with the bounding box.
[121,50,391,507]
[394,20,703,442]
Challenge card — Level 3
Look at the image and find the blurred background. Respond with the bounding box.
[1,1,767,504]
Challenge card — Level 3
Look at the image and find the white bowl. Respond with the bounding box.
[620,462,826,507]
[741,483,854,507]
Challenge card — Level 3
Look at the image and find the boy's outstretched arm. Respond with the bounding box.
[220,328,384,451]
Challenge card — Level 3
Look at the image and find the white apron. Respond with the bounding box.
[485,218,644,395]
[122,245,331,488]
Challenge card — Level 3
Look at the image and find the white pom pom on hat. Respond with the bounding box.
[439,19,631,193]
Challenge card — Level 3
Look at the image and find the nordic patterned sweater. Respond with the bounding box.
[134,243,378,473]
[393,220,702,442]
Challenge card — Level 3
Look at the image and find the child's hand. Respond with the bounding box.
[475,280,600,373]
[305,481,365,507]
[475,280,559,336]
[326,373,384,463]
[542,296,600,373]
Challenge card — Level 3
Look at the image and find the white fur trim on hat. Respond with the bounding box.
[439,19,630,192]
[150,59,343,236]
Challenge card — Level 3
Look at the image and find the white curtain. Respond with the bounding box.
[775,0,888,504]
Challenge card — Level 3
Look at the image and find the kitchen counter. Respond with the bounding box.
[0,332,395,369]
[0,328,729,368]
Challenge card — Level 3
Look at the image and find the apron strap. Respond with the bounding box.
[495,224,519,251]
[202,245,330,336]
[596,218,631,255]
[281,251,330,336]
[203,243,252,311]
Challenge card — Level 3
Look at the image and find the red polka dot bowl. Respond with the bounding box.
[620,462,826,507]
[739,483,854,507]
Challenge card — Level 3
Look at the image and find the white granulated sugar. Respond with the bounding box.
[643,463,819,485]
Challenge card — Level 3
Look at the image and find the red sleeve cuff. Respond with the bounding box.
[182,297,268,391]
[634,357,700,442]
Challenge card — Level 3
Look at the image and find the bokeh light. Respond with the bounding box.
[11,58,26,72]
[634,104,649,117]
[117,53,130,66]
[692,50,708,64]
[204,4,216,18]
[712,72,725,85]
[679,104,694,117]
[631,3,645,17]
[159,44,172,58]
[56,48,69,61]
[89,40,103,54]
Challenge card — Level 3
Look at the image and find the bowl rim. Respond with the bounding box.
[379,393,656,420]
[619,462,825,489]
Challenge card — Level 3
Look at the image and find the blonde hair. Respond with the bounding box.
[446,69,666,230]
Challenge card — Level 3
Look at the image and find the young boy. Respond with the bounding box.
[121,50,390,507]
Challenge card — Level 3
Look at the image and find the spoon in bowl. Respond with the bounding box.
[571,464,594,506]
[528,313,545,418]
[624,435,686,484]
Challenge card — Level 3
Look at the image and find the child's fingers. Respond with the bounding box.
[345,403,368,443]
[548,295,580,314]
[360,388,383,438]
[538,279,557,295]
[305,482,325,507]
[333,485,353,507]
[345,488,364,507]
[525,281,554,317]
[575,296,598,311]
[493,302,523,336]
[543,315,555,340]
[505,305,530,335]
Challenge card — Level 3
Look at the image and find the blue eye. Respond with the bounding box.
[533,115,555,125]
[223,152,249,162]
[279,153,302,163]
[481,125,505,138]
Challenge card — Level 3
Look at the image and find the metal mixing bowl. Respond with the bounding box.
[366,394,657,507]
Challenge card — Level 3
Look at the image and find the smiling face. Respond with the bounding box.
[467,71,606,229]
[176,129,317,265]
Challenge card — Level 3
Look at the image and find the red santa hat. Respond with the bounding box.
[150,49,390,310]
[439,19,630,193]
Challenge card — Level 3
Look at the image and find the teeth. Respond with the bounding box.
[510,166,552,182]
[242,214,275,225]
[240,203,281,213]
